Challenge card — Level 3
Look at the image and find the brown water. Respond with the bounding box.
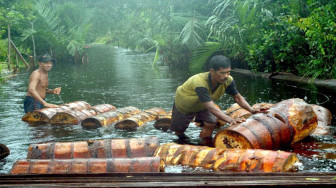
[0,45,335,174]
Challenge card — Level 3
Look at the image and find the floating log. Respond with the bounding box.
[154,143,299,172]
[0,143,10,159]
[49,104,116,125]
[81,106,141,128]
[22,101,91,124]
[114,108,167,130]
[214,98,318,150]
[10,157,161,175]
[310,104,332,136]
[153,111,172,131]
[27,137,159,159]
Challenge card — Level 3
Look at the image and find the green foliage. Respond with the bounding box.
[189,42,221,74]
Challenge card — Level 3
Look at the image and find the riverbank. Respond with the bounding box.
[232,68,336,88]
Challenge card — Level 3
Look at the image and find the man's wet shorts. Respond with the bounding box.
[23,96,44,113]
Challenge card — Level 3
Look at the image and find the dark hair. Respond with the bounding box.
[209,55,231,71]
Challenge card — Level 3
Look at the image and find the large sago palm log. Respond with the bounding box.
[114,108,167,130]
[214,98,318,150]
[10,157,161,175]
[49,104,116,125]
[22,101,91,124]
[153,111,172,131]
[81,106,141,128]
[154,143,299,172]
[27,137,159,159]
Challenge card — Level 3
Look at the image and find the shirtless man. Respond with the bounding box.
[23,54,61,113]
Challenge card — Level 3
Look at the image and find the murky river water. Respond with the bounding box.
[0,45,335,174]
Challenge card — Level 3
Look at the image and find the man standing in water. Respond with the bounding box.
[23,54,61,113]
[170,55,265,144]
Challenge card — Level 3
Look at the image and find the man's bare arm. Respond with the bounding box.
[203,101,243,125]
[232,93,268,113]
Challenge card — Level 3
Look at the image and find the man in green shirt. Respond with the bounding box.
[171,55,265,144]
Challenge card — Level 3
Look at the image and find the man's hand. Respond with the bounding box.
[229,117,245,125]
[250,106,269,114]
[53,87,61,95]
[44,102,59,108]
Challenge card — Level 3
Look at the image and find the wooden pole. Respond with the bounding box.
[7,24,11,70]
[10,40,30,68]
[31,22,36,68]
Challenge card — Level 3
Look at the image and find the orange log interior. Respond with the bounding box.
[154,143,299,172]
[10,157,161,174]
[114,107,167,130]
[81,106,141,128]
[22,101,91,124]
[27,137,160,159]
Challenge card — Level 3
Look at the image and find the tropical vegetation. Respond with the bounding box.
[0,0,335,81]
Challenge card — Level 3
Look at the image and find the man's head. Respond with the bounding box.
[38,54,55,72]
[209,55,231,84]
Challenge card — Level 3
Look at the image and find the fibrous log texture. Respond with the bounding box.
[22,101,91,124]
[81,106,141,128]
[214,98,318,150]
[114,108,167,130]
[49,104,116,125]
[27,137,159,159]
[10,157,161,174]
[154,143,299,173]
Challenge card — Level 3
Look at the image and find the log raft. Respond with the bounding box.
[214,98,318,150]
[27,137,160,159]
[81,106,141,128]
[153,111,172,131]
[114,107,167,130]
[22,101,91,124]
[49,104,116,125]
[10,157,161,175]
[154,143,299,173]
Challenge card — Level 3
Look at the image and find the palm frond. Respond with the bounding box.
[179,18,205,50]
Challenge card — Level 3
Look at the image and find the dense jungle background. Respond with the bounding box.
[0,0,336,81]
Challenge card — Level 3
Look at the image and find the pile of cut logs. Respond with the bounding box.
[22,101,169,130]
[17,98,333,174]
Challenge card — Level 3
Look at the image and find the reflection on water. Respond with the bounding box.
[0,45,335,174]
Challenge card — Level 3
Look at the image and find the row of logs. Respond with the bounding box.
[21,101,170,130]
[11,137,300,174]
[10,137,163,174]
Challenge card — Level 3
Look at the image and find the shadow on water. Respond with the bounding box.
[0,45,335,174]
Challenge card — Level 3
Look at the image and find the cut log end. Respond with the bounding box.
[115,120,138,130]
[214,130,253,149]
[0,143,10,159]
[21,112,49,124]
[49,112,79,125]
[81,118,102,128]
[153,118,171,131]
[283,153,300,172]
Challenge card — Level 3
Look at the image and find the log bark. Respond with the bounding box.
[22,101,91,124]
[49,104,116,125]
[27,137,159,159]
[0,143,10,159]
[114,108,167,130]
[81,106,141,128]
[154,143,299,172]
[10,157,161,175]
[214,98,318,150]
